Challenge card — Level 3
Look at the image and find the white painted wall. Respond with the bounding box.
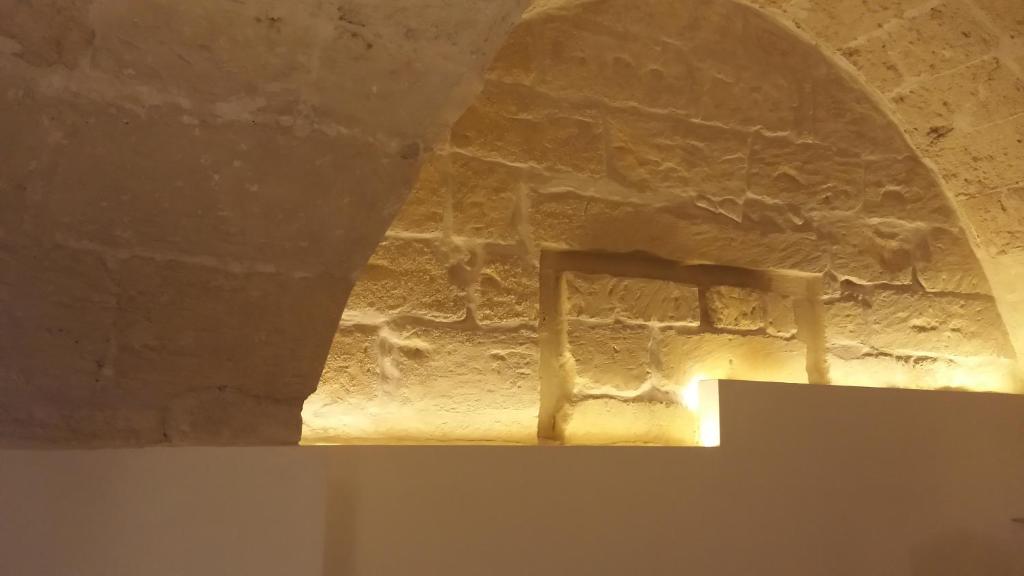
[3,382,1023,576]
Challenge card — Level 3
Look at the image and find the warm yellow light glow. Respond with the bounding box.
[699,413,721,447]
[678,375,720,447]
[680,373,706,411]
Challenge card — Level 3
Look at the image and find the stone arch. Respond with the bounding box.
[302,0,1019,445]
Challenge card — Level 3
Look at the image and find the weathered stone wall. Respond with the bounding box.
[303,0,1019,445]
[0,0,527,445]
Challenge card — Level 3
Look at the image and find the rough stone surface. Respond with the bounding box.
[303,326,539,443]
[344,238,468,322]
[706,287,766,331]
[660,331,809,385]
[5,0,1023,446]
[303,0,1021,446]
[0,0,529,445]
[567,321,654,393]
[565,272,700,324]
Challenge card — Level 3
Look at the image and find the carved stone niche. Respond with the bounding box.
[537,250,825,445]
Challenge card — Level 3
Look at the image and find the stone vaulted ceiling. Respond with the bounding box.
[1,0,1022,445]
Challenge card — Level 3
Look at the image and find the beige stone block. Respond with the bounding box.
[568,322,653,393]
[306,327,538,442]
[891,56,1024,133]
[660,331,809,385]
[822,215,922,283]
[827,353,1019,393]
[346,237,467,321]
[520,16,702,114]
[748,134,863,214]
[706,286,765,330]
[915,226,992,294]
[860,155,957,225]
[869,290,1014,358]
[824,298,873,345]
[765,293,798,337]
[960,185,1024,257]
[565,272,700,325]
[316,325,381,400]
[606,109,748,202]
[450,152,523,242]
[475,251,539,324]
[390,154,447,234]
[559,398,697,446]
[450,100,605,177]
[528,191,830,274]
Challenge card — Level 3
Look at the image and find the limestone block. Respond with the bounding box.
[891,56,1024,134]
[824,298,873,345]
[351,327,539,442]
[860,155,957,225]
[765,293,798,337]
[605,109,748,202]
[706,286,765,330]
[822,214,922,283]
[390,154,447,234]
[450,152,523,242]
[748,134,863,214]
[827,353,1020,393]
[517,16,702,114]
[558,398,697,446]
[568,322,653,393]
[868,290,1014,358]
[475,251,539,324]
[113,257,340,403]
[565,272,700,325]
[692,8,823,134]
[345,237,467,321]
[960,186,1024,257]
[315,324,381,400]
[528,191,829,274]
[659,331,809,385]
[450,100,605,176]
[915,226,992,294]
